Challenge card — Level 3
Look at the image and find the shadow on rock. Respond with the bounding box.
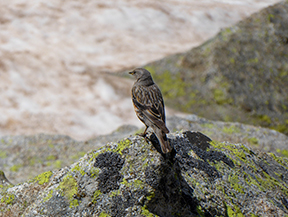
[146,131,235,216]
[144,159,199,217]
[148,133,177,161]
[149,131,234,179]
[183,131,235,169]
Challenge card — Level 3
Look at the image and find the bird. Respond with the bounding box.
[129,68,172,154]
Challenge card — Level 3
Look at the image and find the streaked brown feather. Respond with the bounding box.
[132,85,169,133]
[130,68,172,153]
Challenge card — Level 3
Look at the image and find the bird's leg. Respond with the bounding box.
[137,126,148,137]
[142,126,150,144]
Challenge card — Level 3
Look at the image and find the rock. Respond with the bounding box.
[0,115,288,187]
[166,115,288,156]
[1,131,287,216]
[2,114,288,186]
[0,125,138,185]
[145,1,288,135]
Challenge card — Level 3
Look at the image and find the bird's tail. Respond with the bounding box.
[155,128,172,153]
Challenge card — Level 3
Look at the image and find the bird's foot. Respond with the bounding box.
[137,132,147,138]
[136,132,149,143]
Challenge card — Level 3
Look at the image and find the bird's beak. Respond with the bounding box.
[129,71,134,75]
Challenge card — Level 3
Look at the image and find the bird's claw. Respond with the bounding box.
[136,132,147,138]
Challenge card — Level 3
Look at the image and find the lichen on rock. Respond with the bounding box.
[145,1,288,135]
[0,131,287,216]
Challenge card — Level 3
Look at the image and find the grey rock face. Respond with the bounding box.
[1,131,287,216]
[0,125,138,185]
[1,114,288,188]
[145,1,288,135]
[167,115,288,155]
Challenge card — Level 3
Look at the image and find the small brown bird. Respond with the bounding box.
[129,68,172,153]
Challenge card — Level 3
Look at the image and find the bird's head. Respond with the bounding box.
[129,68,154,84]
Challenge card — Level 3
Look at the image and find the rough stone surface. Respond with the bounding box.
[145,1,288,135]
[1,114,288,186]
[166,115,288,156]
[0,125,138,185]
[1,131,288,216]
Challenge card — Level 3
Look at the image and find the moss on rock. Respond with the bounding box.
[145,1,288,135]
[34,171,53,185]
[0,131,287,216]
[58,175,79,208]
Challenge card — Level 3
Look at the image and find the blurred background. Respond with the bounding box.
[0,0,281,141]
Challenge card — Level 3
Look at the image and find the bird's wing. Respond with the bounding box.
[132,85,169,133]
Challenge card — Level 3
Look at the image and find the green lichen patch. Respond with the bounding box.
[92,190,102,204]
[146,191,155,201]
[0,151,7,159]
[225,202,245,217]
[87,139,130,164]
[268,153,288,170]
[29,156,43,166]
[58,175,79,208]
[246,137,259,146]
[141,205,157,217]
[276,149,288,158]
[210,142,251,164]
[47,140,54,148]
[196,205,205,217]
[88,150,102,163]
[133,179,144,189]
[120,178,130,187]
[43,189,53,202]
[109,189,121,198]
[99,212,111,217]
[53,160,62,169]
[34,171,53,185]
[228,173,245,194]
[46,155,56,161]
[212,88,233,105]
[145,66,186,100]
[0,193,15,205]
[89,167,100,178]
[71,164,86,176]
[120,178,145,190]
[114,139,132,155]
[201,140,288,215]
[71,151,86,160]
[10,164,22,172]
[222,125,241,134]
[69,198,79,208]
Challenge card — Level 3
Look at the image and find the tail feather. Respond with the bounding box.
[155,128,172,153]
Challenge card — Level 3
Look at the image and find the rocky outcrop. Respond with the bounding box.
[145,1,288,135]
[0,125,138,185]
[167,115,288,156]
[1,115,288,186]
[1,131,288,216]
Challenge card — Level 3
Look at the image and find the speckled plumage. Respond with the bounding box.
[129,68,172,153]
